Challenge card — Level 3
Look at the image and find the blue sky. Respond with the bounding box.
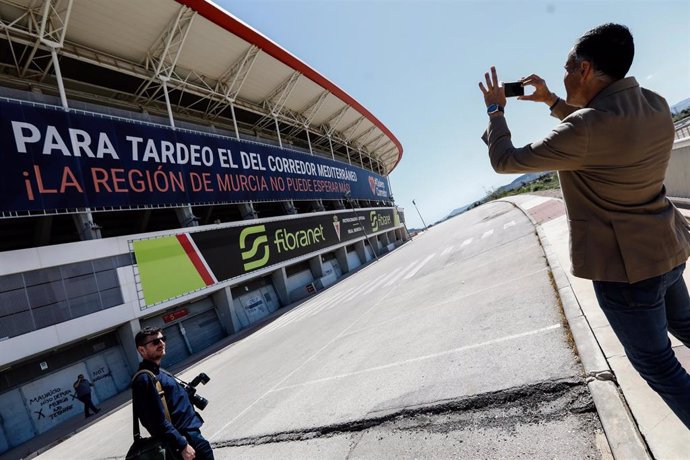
[217,0,690,228]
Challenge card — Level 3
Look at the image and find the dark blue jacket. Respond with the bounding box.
[74,379,92,397]
[132,360,203,451]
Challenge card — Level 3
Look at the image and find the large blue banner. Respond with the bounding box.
[0,99,390,213]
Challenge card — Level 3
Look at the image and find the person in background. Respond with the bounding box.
[73,373,100,418]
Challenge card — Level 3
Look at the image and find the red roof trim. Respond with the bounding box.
[175,0,402,172]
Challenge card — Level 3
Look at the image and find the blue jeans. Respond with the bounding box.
[77,394,99,417]
[593,263,690,428]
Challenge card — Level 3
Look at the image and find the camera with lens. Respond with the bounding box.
[180,372,210,411]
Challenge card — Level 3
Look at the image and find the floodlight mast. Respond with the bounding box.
[412,199,428,231]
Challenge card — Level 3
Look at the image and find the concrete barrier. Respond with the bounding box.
[666,136,690,199]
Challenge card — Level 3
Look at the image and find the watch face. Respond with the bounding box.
[487,104,499,114]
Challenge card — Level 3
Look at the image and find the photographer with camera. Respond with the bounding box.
[479,23,690,428]
[132,326,215,459]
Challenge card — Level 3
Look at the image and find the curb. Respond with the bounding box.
[588,380,650,460]
[498,198,651,460]
[536,223,650,460]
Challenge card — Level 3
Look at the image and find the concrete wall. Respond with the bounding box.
[1,212,408,368]
[666,137,690,198]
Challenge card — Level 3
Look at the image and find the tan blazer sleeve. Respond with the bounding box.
[483,111,590,174]
[550,98,579,120]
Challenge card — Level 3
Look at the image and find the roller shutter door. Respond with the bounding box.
[0,390,35,454]
[347,249,361,269]
[161,324,190,368]
[183,310,225,354]
[103,347,132,392]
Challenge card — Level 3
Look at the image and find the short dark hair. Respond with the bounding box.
[574,23,634,80]
[135,326,162,347]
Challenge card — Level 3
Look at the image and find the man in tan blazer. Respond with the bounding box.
[479,23,690,428]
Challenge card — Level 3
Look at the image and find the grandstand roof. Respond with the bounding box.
[0,0,402,174]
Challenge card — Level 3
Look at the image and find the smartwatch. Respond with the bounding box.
[487,104,504,115]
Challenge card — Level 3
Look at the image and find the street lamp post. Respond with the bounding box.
[344,191,379,261]
[412,199,428,231]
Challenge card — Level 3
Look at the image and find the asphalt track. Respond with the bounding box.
[40,201,610,459]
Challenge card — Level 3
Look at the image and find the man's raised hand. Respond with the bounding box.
[519,74,557,106]
[478,66,506,108]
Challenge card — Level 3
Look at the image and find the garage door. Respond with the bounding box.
[347,249,362,269]
[183,310,225,355]
[0,389,35,453]
[161,324,190,368]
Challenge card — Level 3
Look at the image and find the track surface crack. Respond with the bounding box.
[212,377,593,449]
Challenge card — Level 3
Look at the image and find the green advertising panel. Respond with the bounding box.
[132,235,208,305]
[133,208,400,307]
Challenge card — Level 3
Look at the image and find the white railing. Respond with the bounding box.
[675,116,690,140]
[666,136,690,199]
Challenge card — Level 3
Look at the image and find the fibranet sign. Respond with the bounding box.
[132,209,400,307]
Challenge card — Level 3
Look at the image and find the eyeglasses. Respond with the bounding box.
[143,336,166,346]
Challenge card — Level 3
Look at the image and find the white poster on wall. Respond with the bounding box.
[20,363,88,434]
[243,294,268,323]
[85,355,116,402]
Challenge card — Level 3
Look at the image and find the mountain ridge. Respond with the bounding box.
[672,97,690,114]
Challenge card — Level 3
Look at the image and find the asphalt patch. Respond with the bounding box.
[212,377,595,449]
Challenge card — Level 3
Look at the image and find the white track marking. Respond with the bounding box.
[361,267,405,295]
[503,220,516,230]
[402,253,436,280]
[303,301,333,318]
[316,289,357,312]
[253,288,358,337]
[284,304,320,324]
[210,286,393,440]
[344,274,387,301]
[323,287,356,306]
[460,238,473,248]
[342,266,548,339]
[384,262,417,286]
[272,324,562,392]
[481,229,494,239]
[306,288,357,316]
[253,233,472,336]
[441,246,454,256]
[259,299,328,335]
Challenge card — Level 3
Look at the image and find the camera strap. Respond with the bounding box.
[159,368,182,385]
[131,370,172,440]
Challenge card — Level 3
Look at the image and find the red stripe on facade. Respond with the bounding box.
[176,234,215,286]
[175,0,403,171]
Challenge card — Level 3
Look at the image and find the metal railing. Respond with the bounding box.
[675,116,690,140]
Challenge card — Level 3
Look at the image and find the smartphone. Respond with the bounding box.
[504,82,524,97]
